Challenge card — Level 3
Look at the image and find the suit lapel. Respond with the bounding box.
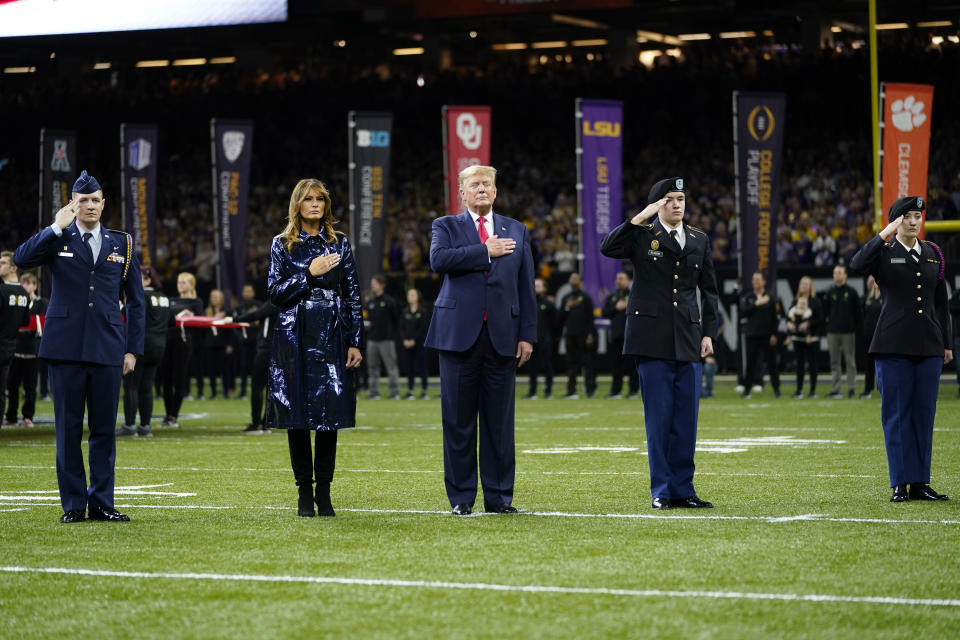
[679,227,699,259]
[458,211,480,243]
[66,222,94,268]
[653,219,681,255]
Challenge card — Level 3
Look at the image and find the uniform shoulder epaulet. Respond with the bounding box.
[686,225,705,236]
[639,222,654,230]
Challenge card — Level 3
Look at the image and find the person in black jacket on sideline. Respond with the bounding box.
[525,277,557,398]
[559,272,596,398]
[119,266,171,437]
[740,271,783,399]
[399,288,430,399]
[234,300,279,433]
[860,275,883,398]
[602,270,638,398]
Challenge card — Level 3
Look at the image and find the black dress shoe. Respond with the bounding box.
[908,484,949,501]
[485,503,518,514]
[88,505,130,522]
[651,497,672,510]
[890,484,909,502]
[59,510,86,523]
[672,495,714,508]
[452,504,472,515]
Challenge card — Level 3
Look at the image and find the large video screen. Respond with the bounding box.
[0,0,287,37]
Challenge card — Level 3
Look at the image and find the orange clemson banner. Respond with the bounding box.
[881,83,933,236]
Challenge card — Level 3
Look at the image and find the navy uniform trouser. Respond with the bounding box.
[438,323,516,508]
[875,356,941,487]
[636,357,702,500]
[48,360,123,512]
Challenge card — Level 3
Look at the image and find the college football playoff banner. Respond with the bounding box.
[880,83,933,235]
[577,98,623,308]
[348,111,393,283]
[442,105,491,215]
[121,123,159,266]
[211,118,253,299]
[733,92,786,291]
[39,128,77,229]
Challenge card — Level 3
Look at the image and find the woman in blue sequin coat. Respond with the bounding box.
[266,178,363,517]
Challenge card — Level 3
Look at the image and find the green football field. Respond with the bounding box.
[2,378,959,639]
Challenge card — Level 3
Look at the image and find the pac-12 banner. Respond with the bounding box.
[881,83,933,235]
[348,111,392,283]
[211,118,253,299]
[733,92,786,291]
[442,105,491,215]
[120,123,158,266]
[39,128,77,229]
[577,98,623,307]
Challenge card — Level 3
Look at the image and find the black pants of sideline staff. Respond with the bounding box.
[743,335,780,395]
[123,349,162,428]
[5,355,39,423]
[437,322,516,509]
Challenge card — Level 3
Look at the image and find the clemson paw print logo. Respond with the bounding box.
[890,96,927,132]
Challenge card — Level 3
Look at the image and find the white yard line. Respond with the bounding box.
[1,565,957,608]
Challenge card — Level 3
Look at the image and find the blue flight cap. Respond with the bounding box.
[72,170,102,194]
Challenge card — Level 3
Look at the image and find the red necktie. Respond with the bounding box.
[478,216,489,322]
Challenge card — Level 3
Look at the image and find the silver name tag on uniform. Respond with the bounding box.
[890,258,905,264]
[58,251,74,257]
[648,250,663,257]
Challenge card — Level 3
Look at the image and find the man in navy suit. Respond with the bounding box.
[425,165,536,515]
[15,170,145,523]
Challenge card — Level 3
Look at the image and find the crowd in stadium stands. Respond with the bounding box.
[2,31,959,301]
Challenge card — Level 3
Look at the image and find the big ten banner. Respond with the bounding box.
[210,119,253,300]
[733,92,786,292]
[39,128,77,228]
[348,111,393,283]
[442,105,491,215]
[576,98,623,308]
[120,124,158,266]
[880,83,933,236]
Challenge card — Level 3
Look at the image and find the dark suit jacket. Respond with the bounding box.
[425,211,536,357]
[849,235,951,357]
[600,218,718,362]
[14,221,145,364]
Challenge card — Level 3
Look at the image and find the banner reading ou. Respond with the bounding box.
[734,92,786,291]
[442,106,491,215]
[121,123,158,266]
[348,111,393,284]
[39,128,77,229]
[881,83,933,235]
[211,119,254,300]
[577,98,623,309]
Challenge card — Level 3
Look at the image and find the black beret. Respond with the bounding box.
[72,170,102,194]
[888,195,925,223]
[648,177,685,204]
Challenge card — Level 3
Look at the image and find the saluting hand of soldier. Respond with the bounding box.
[881,215,903,241]
[54,199,79,230]
[630,198,667,226]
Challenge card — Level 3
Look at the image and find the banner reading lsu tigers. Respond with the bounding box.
[733,92,786,292]
[577,98,623,309]
[211,118,253,301]
[120,123,158,266]
[880,83,933,236]
[442,106,491,215]
[39,128,77,230]
[348,111,393,283]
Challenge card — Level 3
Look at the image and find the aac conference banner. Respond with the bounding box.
[121,123,158,266]
[211,118,253,299]
[577,98,623,308]
[881,83,933,235]
[39,128,77,229]
[442,105,491,215]
[348,111,393,283]
[734,92,785,291]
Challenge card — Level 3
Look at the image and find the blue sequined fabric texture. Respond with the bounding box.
[265,231,363,430]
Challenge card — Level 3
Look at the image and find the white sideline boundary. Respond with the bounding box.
[1,565,957,608]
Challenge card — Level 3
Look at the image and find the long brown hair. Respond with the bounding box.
[280,178,340,251]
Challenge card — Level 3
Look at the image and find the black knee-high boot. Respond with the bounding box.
[314,430,338,516]
[288,430,315,517]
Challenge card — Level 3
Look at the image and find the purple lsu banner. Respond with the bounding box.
[121,123,159,266]
[348,111,393,284]
[39,128,77,228]
[733,92,786,292]
[577,98,623,309]
[211,119,254,300]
